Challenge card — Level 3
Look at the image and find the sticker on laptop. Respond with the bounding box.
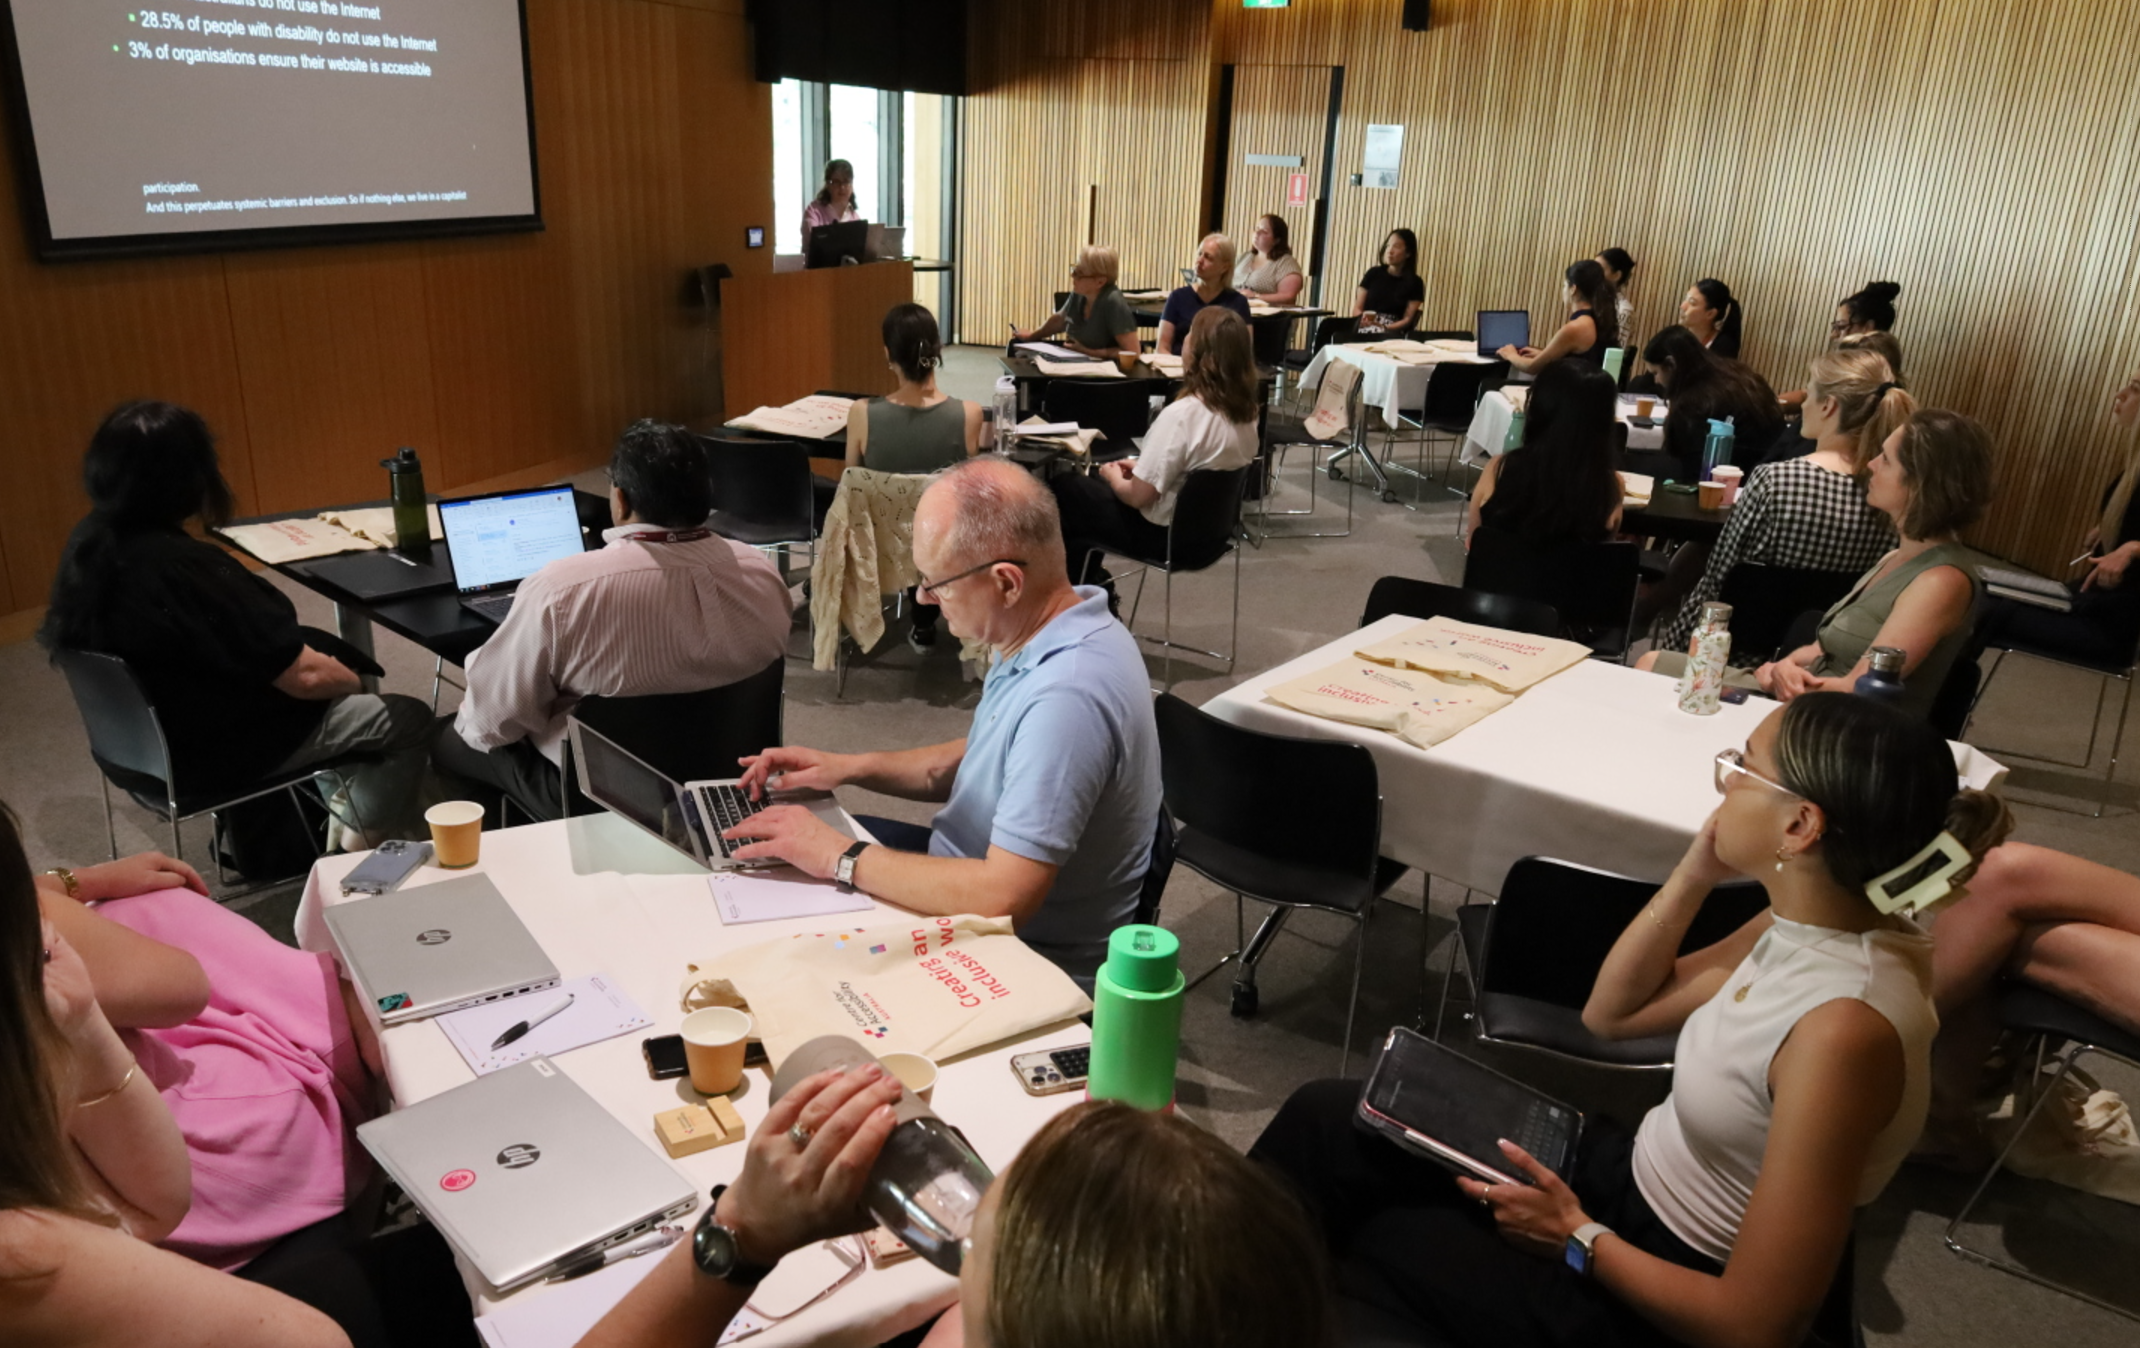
[379,993,411,1013]
[440,1169,476,1193]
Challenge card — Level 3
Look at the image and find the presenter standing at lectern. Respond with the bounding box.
[802,158,862,248]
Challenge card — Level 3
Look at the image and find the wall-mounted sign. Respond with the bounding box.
[1363,123,1403,189]
[1286,172,1309,208]
[1244,153,1304,167]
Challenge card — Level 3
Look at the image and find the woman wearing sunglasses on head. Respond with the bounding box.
[1254,693,2010,1348]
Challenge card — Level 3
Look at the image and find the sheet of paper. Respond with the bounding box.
[474,1254,664,1348]
[710,870,875,925]
[1008,421,1082,436]
[218,518,373,564]
[1619,471,1654,506]
[436,974,652,1075]
[724,394,853,441]
[1016,341,1099,362]
[1119,289,1168,303]
[316,503,446,548]
[1142,352,1185,375]
[1035,357,1124,379]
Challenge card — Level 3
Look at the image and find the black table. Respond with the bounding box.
[1622,488,1731,544]
[216,488,610,681]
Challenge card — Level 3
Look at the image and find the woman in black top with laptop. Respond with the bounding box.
[1499,258,1621,375]
[40,402,433,854]
[1352,229,1425,337]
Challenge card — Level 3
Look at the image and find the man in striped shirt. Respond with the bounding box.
[432,421,793,821]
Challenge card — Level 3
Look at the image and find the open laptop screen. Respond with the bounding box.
[439,487,583,594]
[574,723,703,860]
[1477,310,1530,358]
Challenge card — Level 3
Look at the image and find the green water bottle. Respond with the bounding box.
[1087,924,1185,1111]
[382,446,430,558]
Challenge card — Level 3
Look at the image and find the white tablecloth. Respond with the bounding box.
[1297,343,1495,428]
[1462,390,1670,466]
[1200,615,2008,894]
[297,813,1087,1343]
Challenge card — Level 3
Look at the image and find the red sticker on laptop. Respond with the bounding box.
[440,1168,477,1193]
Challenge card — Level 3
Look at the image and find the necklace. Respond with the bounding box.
[1731,925,1857,1003]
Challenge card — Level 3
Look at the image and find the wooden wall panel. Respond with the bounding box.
[721,264,910,415]
[0,0,773,620]
[959,0,2140,574]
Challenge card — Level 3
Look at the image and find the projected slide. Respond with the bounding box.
[2,0,537,254]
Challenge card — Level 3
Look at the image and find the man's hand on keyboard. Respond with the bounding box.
[723,805,851,880]
[737,746,851,801]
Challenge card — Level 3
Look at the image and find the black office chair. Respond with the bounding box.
[1463,527,1641,659]
[1132,810,1178,928]
[1077,465,1250,686]
[560,657,786,818]
[1281,314,1359,383]
[1715,563,1859,667]
[1962,620,2139,819]
[1156,694,1411,1071]
[1358,576,1562,638]
[1041,379,1151,448]
[1386,359,1494,504]
[52,648,376,883]
[697,435,816,576]
[1436,857,1769,1069]
[1944,982,2140,1323]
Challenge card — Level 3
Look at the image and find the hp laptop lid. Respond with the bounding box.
[567,718,857,871]
[865,223,905,260]
[356,1058,696,1293]
[1477,310,1531,358]
[438,486,586,599]
[324,873,560,1024]
[1356,1026,1581,1186]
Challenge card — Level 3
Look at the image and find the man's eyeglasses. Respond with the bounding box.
[916,558,1025,600]
[1713,748,1805,801]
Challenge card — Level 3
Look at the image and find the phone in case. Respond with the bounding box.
[642,1034,689,1080]
[1011,1044,1090,1096]
[338,839,430,896]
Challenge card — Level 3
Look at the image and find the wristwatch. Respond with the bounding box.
[832,841,870,894]
[693,1186,774,1288]
[1563,1221,1612,1278]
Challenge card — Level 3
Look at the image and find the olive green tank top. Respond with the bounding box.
[1812,541,1982,721]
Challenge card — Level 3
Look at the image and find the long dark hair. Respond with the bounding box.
[1693,278,1743,356]
[1564,259,1620,349]
[1596,247,1636,284]
[813,158,857,212]
[882,302,943,385]
[40,402,234,654]
[1259,214,1291,261]
[1840,280,1901,332]
[1381,229,1418,278]
[0,803,106,1230]
[1487,361,1622,546]
[1178,309,1261,426]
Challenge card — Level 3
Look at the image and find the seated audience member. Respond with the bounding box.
[1642,409,1995,723]
[1352,228,1425,338]
[724,460,1162,985]
[1921,842,2140,1164]
[580,1091,1329,1348]
[1681,277,1743,359]
[1636,326,1785,479]
[1596,246,1638,343]
[1499,258,1620,374]
[436,421,791,822]
[1010,245,1141,356]
[0,807,352,1348]
[1236,214,1305,304]
[1255,694,2010,1348]
[1836,329,1905,383]
[39,402,430,849]
[1157,234,1252,356]
[800,157,859,249]
[1466,361,1624,549]
[1051,307,1260,585]
[1976,363,2140,668]
[34,852,378,1274]
[1780,281,1903,408]
[1650,350,1907,648]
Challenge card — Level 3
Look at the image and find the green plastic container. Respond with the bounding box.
[1086,924,1184,1111]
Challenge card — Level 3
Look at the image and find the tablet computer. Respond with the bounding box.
[1356,1026,1582,1185]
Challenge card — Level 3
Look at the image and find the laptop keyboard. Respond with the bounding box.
[690,784,768,859]
[465,592,516,624]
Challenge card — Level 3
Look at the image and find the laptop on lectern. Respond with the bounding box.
[807,219,870,268]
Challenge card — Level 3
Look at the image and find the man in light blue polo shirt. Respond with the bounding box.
[728,459,1161,983]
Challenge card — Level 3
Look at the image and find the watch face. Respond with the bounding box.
[694,1209,738,1277]
[1562,1235,1590,1276]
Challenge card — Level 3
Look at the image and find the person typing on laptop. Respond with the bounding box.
[435,421,791,823]
[724,459,1162,986]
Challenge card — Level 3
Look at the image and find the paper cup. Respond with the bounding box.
[1712,464,1744,505]
[425,801,484,869]
[681,1007,753,1096]
[1115,350,1137,371]
[1697,480,1727,510]
[1635,397,1655,418]
[879,1052,938,1103]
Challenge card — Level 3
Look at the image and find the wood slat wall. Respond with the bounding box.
[0,0,773,619]
[960,0,2140,574]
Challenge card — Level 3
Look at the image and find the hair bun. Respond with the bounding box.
[1868,280,1901,302]
[1942,787,2013,885]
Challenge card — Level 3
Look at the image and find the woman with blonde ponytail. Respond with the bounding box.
[1651,349,1909,653]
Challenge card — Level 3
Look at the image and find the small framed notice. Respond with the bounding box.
[1363,124,1404,189]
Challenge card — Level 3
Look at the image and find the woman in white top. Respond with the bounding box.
[1050,306,1260,586]
[1235,214,1304,304]
[1254,692,2011,1348]
[1596,247,1637,345]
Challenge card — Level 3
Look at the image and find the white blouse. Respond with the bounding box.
[1134,396,1258,526]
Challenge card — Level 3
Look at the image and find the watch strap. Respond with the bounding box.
[833,840,870,894]
[1566,1221,1612,1277]
[697,1185,775,1287]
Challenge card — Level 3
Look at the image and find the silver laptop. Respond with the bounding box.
[356,1058,697,1293]
[864,223,906,260]
[568,717,858,870]
[324,873,560,1024]
[437,485,587,625]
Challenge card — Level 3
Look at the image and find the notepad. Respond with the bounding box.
[1036,357,1124,379]
[436,973,652,1075]
[709,870,874,925]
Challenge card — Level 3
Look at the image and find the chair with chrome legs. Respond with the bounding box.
[1155,694,1412,1072]
[1254,359,1363,540]
[1077,466,1250,687]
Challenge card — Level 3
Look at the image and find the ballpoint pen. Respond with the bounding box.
[384,552,420,567]
[546,1224,685,1283]
[491,992,575,1050]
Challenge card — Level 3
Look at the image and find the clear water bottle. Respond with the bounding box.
[1676,601,1733,715]
[1854,645,1908,705]
[769,1036,993,1274]
[991,375,1018,450]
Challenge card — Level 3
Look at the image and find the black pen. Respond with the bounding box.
[491,993,574,1050]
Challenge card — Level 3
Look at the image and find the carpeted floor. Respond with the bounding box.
[7,343,2134,1343]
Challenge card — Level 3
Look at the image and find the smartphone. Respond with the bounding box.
[1720,687,1753,705]
[339,839,430,896]
[1011,1044,1090,1096]
[643,1034,689,1080]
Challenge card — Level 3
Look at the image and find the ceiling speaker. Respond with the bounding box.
[1403,0,1430,31]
